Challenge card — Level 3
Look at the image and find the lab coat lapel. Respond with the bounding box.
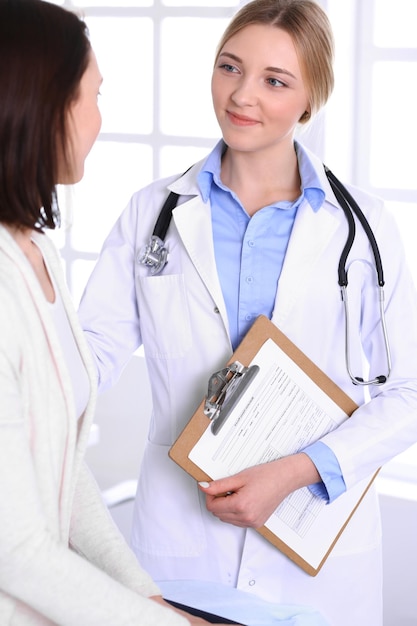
[272,199,340,326]
[173,197,230,330]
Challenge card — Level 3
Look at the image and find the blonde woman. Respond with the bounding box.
[79,2,417,624]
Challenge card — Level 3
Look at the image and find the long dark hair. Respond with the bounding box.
[0,0,91,230]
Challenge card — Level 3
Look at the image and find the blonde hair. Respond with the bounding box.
[214,0,334,123]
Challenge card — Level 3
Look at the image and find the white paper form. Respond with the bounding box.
[189,338,371,569]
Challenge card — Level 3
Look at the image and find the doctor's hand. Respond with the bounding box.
[198,453,321,529]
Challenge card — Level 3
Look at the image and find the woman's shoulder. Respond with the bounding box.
[0,256,26,354]
[0,231,55,332]
[130,160,204,202]
[119,161,205,228]
[0,235,23,297]
[297,142,386,215]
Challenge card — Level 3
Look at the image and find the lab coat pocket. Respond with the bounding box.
[137,273,192,358]
[132,440,206,557]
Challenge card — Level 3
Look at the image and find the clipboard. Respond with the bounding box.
[169,315,378,576]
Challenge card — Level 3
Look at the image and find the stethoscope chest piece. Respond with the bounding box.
[137,235,168,275]
[137,187,182,276]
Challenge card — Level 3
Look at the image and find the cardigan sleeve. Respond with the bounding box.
[0,396,189,626]
[69,462,161,598]
[0,267,189,625]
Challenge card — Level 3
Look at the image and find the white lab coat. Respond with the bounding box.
[79,145,417,626]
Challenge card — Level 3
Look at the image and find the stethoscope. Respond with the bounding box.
[138,165,392,386]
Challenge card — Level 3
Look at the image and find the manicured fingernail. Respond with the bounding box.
[198,481,210,488]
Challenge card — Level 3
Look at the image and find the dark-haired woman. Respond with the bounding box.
[0,1,228,624]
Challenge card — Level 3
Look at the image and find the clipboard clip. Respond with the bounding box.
[204,361,260,435]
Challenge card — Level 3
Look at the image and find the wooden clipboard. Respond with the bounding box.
[169,315,378,576]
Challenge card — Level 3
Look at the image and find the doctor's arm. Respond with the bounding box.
[200,210,417,528]
[78,200,143,391]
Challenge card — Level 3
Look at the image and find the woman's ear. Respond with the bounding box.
[299,110,311,123]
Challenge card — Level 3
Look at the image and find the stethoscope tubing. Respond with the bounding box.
[341,284,391,385]
[325,166,385,287]
[138,163,392,385]
[325,166,391,385]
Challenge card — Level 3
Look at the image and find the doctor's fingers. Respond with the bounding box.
[209,505,264,529]
[203,491,267,528]
[198,474,244,498]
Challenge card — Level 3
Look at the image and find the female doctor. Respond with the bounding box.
[79,1,417,624]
